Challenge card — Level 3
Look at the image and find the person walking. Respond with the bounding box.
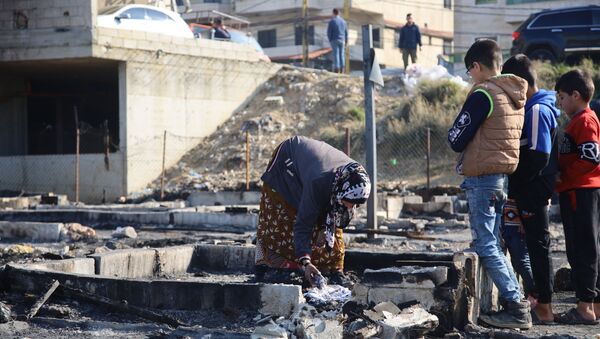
[327,8,348,73]
[398,13,422,70]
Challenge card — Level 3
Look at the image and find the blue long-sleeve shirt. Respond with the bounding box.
[327,16,348,43]
[447,90,493,152]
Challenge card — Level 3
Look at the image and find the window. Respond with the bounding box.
[475,0,496,4]
[443,39,452,55]
[594,10,600,25]
[294,25,315,45]
[507,0,561,4]
[146,9,172,21]
[443,0,452,9]
[531,10,592,28]
[258,29,276,48]
[204,0,222,3]
[372,27,381,48]
[122,8,146,20]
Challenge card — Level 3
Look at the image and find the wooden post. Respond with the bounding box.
[426,127,431,191]
[160,130,167,200]
[345,127,350,156]
[246,130,250,191]
[302,0,309,67]
[74,106,80,204]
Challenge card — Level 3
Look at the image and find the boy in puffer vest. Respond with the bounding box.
[448,39,531,329]
[554,70,600,326]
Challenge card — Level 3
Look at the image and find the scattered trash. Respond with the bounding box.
[304,284,351,306]
[111,226,138,239]
[402,64,468,93]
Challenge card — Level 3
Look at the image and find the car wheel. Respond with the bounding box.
[528,48,557,63]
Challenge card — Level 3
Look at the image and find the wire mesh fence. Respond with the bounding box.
[0,124,462,203]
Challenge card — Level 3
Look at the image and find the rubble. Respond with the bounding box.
[252,320,288,339]
[63,223,97,241]
[0,301,11,323]
[376,304,439,339]
[111,226,138,239]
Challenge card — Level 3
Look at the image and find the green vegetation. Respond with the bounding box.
[348,106,365,122]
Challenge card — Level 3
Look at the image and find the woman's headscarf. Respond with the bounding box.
[324,162,371,252]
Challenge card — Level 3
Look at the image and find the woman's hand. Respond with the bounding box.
[303,262,322,287]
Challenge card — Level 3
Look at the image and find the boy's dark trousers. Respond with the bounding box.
[518,203,553,303]
[559,188,600,303]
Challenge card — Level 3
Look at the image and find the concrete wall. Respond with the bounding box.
[92,27,282,193]
[453,0,595,74]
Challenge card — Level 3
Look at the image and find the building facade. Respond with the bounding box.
[182,0,454,70]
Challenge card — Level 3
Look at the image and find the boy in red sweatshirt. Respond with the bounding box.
[555,69,600,325]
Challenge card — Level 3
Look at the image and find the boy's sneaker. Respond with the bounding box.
[479,300,532,330]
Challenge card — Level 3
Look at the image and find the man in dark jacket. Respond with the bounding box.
[211,18,230,40]
[501,54,561,324]
[398,13,421,70]
[327,8,348,73]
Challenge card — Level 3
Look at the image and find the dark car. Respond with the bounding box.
[511,5,600,62]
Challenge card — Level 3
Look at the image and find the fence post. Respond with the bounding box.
[246,130,250,191]
[160,130,167,201]
[74,106,80,204]
[426,127,431,191]
[362,24,377,239]
[345,127,350,156]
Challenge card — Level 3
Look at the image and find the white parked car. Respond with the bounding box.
[97,5,194,39]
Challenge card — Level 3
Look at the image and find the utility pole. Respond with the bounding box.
[344,0,350,74]
[362,25,377,239]
[302,0,309,67]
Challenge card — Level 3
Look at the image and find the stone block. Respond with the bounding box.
[187,191,261,206]
[259,284,304,317]
[368,287,436,310]
[402,195,422,204]
[378,305,439,339]
[173,211,257,230]
[363,266,448,287]
[90,248,156,278]
[192,244,255,272]
[385,196,404,219]
[156,245,195,276]
[0,221,63,242]
[402,201,453,215]
[28,258,95,275]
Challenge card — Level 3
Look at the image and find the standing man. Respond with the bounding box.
[398,13,422,70]
[327,8,348,73]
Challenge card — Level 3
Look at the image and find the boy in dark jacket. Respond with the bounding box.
[501,54,561,324]
[555,70,600,325]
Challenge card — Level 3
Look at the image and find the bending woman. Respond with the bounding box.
[255,136,371,286]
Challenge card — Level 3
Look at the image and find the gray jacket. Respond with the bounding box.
[261,136,356,258]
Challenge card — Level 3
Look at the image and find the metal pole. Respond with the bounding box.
[74,106,80,204]
[302,0,309,67]
[343,0,350,74]
[426,127,431,191]
[362,24,377,239]
[345,127,350,156]
[160,130,167,201]
[246,130,250,191]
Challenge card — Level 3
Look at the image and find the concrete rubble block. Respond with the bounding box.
[377,305,439,339]
[0,221,63,242]
[402,201,453,216]
[363,266,448,287]
[0,195,41,209]
[432,195,458,204]
[346,318,379,338]
[252,320,288,339]
[385,196,404,219]
[111,226,137,239]
[28,258,95,275]
[187,191,261,206]
[173,211,258,230]
[193,244,256,272]
[264,96,285,106]
[155,245,195,276]
[368,287,436,310]
[90,248,156,278]
[402,195,423,204]
[296,318,342,339]
[259,284,305,317]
